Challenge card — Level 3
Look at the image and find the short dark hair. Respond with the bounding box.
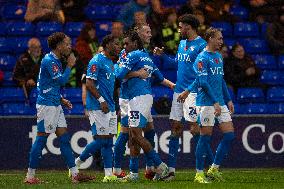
[203,27,221,42]
[101,34,116,49]
[127,31,144,50]
[47,32,67,50]
[178,14,200,30]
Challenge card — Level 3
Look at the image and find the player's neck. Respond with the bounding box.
[103,50,112,60]
[206,45,216,53]
[52,50,61,60]
[187,33,198,41]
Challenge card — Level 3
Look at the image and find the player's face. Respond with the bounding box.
[109,38,121,57]
[123,37,136,53]
[210,31,223,51]
[178,22,190,39]
[58,37,72,57]
[138,26,152,45]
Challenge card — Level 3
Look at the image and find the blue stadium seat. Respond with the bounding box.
[39,38,49,53]
[267,87,284,102]
[2,71,16,87]
[36,22,63,37]
[260,70,283,85]
[0,38,13,53]
[95,22,112,38]
[224,38,236,50]
[163,55,177,70]
[161,70,177,83]
[211,22,233,37]
[229,6,248,20]
[85,5,113,20]
[0,54,16,71]
[269,103,284,114]
[151,107,157,115]
[152,86,173,100]
[279,56,284,69]
[241,103,267,114]
[0,23,7,36]
[11,37,29,54]
[1,102,35,115]
[64,22,84,37]
[233,103,241,114]
[0,4,26,21]
[64,103,84,115]
[261,22,268,37]
[252,54,277,69]
[6,22,35,36]
[29,88,38,103]
[240,39,269,54]
[237,88,265,103]
[0,87,25,102]
[234,22,259,37]
[228,87,235,102]
[62,88,82,103]
[112,5,123,17]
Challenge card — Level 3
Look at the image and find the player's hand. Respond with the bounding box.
[170,83,176,90]
[26,79,36,87]
[227,100,234,114]
[61,98,72,109]
[153,47,164,56]
[177,90,189,103]
[137,68,149,79]
[67,53,76,68]
[214,102,221,117]
[84,109,89,117]
[100,101,109,114]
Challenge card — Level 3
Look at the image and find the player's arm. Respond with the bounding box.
[177,79,198,103]
[152,66,175,89]
[153,46,176,65]
[222,78,234,114]
[125,67,149,79]
[115,53,136,80]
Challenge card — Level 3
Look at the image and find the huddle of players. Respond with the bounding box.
[25,13,234,184]
[77,13,234,183]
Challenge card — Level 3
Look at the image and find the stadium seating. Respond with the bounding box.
[260,70,283,85]
[0,4,26,21]
[64,22,84,37]
[279,56,284,69]
[64,102,84,115]
[7,22,35,36]
[0,38,12,53]
[240,38,269,54]
[62,88,82,103]
[11,37,30,54]
[234,22,259,37]
[237,88,265,103]
[229,6,249,20]
[252,54,277,69]
[0,87,25,102]
[2,71,16,87]
[267,87,284,102]
[95,22,112,39]
[269,103,284,114]
[241,103,267,114]
[36,22,63,37]
[211,22,233,37]
[0,23,6,36]
[152,86,174,100]
[0,54,16,71]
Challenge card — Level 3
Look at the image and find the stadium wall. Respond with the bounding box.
[0,115,283,170]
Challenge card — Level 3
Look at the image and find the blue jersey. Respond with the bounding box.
[117,49,129,99]
[37,52,71,106]
[193,50,231,106]
[163,36,206,93]
[116,49,164,100]
[86,53,116,111]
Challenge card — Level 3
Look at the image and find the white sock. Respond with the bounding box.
[130,172,139,178]
[26,168,35,179]
[196,169,203,173]
[169,167,175,173]
[75,157,84,168]
[69,166,79,177]
[104,168,112,177]
[113,168,121,175]
[211,164,220,169]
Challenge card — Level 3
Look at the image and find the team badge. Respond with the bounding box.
[214,58,219,64]
[197,61,203,70]
[91,65,97,72]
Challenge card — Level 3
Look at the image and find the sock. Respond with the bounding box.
[195,135,211,171]
[69,166,79,177]
[113,132,129,169]
[168,135,179,169]
[75,157,84,167]
[144,129,155,168]
[129,156,139,173]
[205,138,214,167]
[169,167,175,173]
[145,150,162,167]
[29,136,47,169]
[211,163,220,169]
[80,138,102,161]
[59,133,76,168]
[214,132,235,166]
[101,138,113,172]
[104,168,113,177]
[26,168,36,179]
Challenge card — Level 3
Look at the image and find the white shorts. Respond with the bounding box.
[128,94,153,128]
[36,104,67,133]
[88,110,117,135]
[196,105,232,126]
[169,92,197,122]
[119,98,129,127]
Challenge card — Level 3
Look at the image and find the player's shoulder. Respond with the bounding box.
[195,36,207,48]
[41,53,56,65]
[89,53,104,65]
[127,49,142,60]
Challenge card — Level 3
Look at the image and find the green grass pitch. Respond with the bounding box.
[1,169,283,189]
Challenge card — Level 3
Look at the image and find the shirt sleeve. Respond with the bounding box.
[116,52,137,80]
[86,60,100,80]
[152,65,164,83]
[195,57,218,103]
